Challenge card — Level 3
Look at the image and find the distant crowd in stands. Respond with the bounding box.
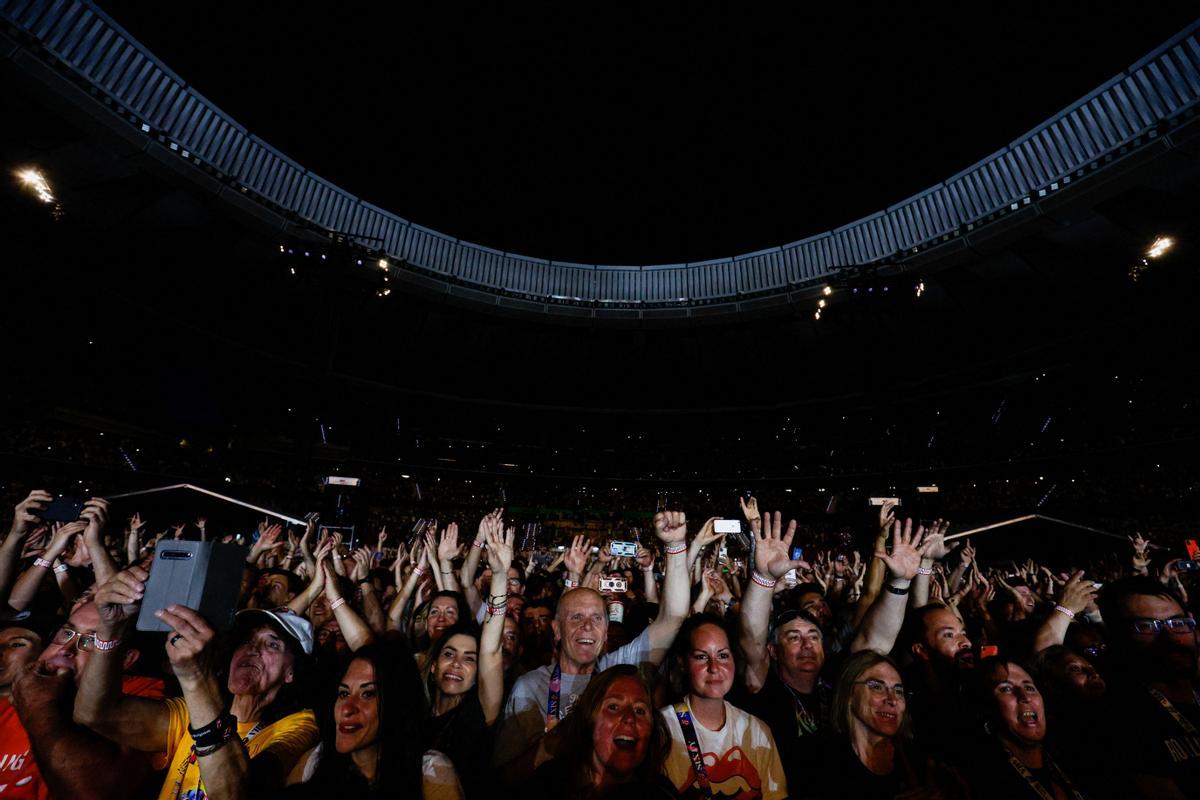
[0,487,1196,799]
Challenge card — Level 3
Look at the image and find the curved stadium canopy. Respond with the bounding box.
[2,1,1199,320]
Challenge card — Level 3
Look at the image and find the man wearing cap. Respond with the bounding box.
[76,565,319,800]
[738,512,832,793]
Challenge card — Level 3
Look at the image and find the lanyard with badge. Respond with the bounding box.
[1146,685,1200,736]
[545,660,562,732]
[1002,748,1084,800]
[170,721,263,800]
[672,700,712,797]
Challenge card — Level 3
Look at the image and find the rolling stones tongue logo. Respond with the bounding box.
[685,746,762,800]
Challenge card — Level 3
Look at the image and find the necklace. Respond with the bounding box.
[781,678,823,736]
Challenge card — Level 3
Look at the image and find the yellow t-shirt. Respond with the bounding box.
[157,697,318,800]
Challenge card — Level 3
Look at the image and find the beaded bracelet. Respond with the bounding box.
[751,572,777,589]
[664,542,687,556]
[329,597,346,611]
[916,567,934,576]
[1054,604,1076,620]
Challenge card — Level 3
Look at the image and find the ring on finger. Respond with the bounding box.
[170,633,184,646]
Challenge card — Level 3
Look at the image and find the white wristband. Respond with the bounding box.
[1054,604,1076,620]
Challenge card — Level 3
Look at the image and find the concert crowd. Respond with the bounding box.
[0,489,1196,800]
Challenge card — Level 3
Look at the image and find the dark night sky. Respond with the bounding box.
[98,2,1197,264]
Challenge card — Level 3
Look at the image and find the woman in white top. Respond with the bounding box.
[660,614,787,800]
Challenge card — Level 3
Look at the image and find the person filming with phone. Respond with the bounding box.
[74,564,319,800]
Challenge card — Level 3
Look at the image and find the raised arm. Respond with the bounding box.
[323,560,375,651]
[156,605,251,800]
[74,566,172,751]
[645,510,689,661]
[687,517,722,572]
[636,547,659,604]
[436,524,463,593]
[853,502,895,628]
[80,497,118,586]
[388,541,429,632]
[349,548,386,634]
[287,538,332,616]
[479,523,514,725]
[740,511,804,693]
[911,520,954,608]
[850,519,925,654]
[0,491,53,601]
[7,521,83,612]
[462,509,500,613]
[1032,571,1098,653]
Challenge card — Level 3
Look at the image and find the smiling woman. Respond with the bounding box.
[661,614,786,800]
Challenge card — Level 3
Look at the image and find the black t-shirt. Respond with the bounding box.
[430,692,494,798]
[1099,683,1200,798]
[734,669,831,792]
[960,741,1091,800]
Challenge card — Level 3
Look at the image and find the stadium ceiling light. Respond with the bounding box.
[915,280,925,298]
[15,167,54,203]
[1145,236,1174,259]
[822,285,833,296]
[378,258,389,269]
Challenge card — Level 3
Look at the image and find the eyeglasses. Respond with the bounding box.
[855,679,907,699]
[51,627,96,652]
[507,577,523,587]
[1129,618,1198,635]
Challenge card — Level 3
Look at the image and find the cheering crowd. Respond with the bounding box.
[0,490,1196,799]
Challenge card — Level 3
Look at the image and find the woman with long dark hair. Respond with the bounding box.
[425,524,514,796]
[525,664,674,799]
[282,637,463,799]
[963,657,1092,800]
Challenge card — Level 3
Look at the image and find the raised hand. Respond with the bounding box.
[960,539,975,567]
[753,511,803,580]
[563,534,589,577]
[635,546,654,571]
[694,517,724,549]
[1057,570,1099,615]
[485,521,515,574]
[653,511,688,544]
[45,520,86,560]
[917,519,957,561]
[1130,533,1151,574]
[878,500,897,534]
[8,490,53,540]
[350,547,372,582]
[437,523,461,563]
[79,497,109,539]
[738,495,760,524]
[93,565,150,633]
[875,519,926,582]
[154,605,216,684]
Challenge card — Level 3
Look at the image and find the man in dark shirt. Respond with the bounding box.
[737,512,830,793]
[1097,576,1200,800]
[898,602,980,763]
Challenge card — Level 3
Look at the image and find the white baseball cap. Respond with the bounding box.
[236,608,314,656]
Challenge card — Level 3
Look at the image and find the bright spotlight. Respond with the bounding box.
[378,258,389,270]
[1146,236,1174,259]
[16,168,54,203]
[814,310,821,320]
[822,285,832,296]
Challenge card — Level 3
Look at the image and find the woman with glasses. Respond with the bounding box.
[660,614,786,799]
[964,657,1092,799]
[814,650,960,800]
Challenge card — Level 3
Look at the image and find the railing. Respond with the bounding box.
[3,1,1198,315]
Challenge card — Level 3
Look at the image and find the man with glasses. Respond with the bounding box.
[1097,576,1200,799]
[2,602,161,799]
